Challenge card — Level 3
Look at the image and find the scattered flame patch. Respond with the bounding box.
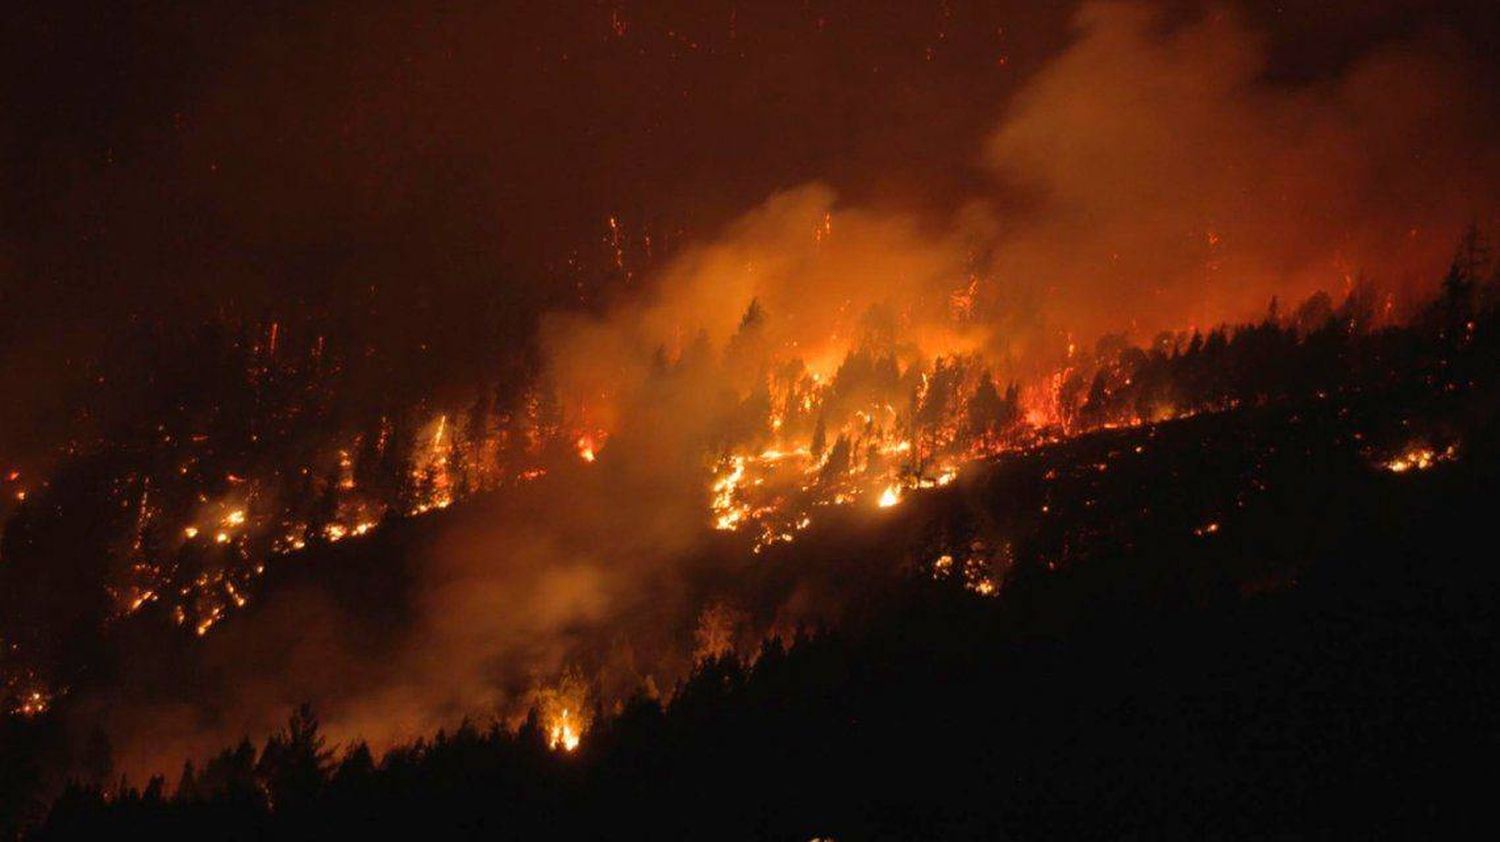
[1381,443,1458,473]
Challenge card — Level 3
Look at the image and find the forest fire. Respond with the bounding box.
[1,223,1490,789]
[536,677,592,754]
[12,690,50,718]
[4,1,1500,836]
[547,709,582,753]
[0,274,1469,723]
[1382,444,1459,473]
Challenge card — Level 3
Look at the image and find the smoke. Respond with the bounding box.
[459,0,1500,733]
[985,1,1500,335]
[546,1,1500,428]
[92,447,769,777]
[54,0,1500,780]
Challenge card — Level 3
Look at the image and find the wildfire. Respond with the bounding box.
[930,547,1006,597]
[6,265,1469,731]
[2,470,24,504]
[15,690,50,717]
[9,294,1192,698]
[548,708,582,752]
[1382,444,1458,473]
[3,313,1201,710]
[711,456,749,530]
[536,676,591,753]
[322,520,376,543]
[6,396,568,667]
[408,415,456,515]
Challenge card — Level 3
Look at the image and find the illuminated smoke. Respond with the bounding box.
[18,0,1500,779]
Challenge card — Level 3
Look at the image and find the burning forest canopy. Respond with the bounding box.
[4,0,1500,831]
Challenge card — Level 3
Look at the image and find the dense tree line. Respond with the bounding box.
[15,260,1500,836]
[6,230,1500,837]
[19,424,1500,838]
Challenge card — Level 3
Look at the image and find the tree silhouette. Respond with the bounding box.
[255,704,333,812]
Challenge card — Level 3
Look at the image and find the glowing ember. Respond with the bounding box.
[1382,444,1457,473]
[877,485,902,508]
[195,608,223,636]
[15,690,50,717]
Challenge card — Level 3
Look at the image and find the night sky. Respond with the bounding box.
[5,3,1497,427]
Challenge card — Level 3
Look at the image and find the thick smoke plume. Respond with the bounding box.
[545,0,1500,440]
[985,1,1500,334]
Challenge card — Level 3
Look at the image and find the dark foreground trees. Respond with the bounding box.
[23,415,1500,838]
[12,234,1500,839]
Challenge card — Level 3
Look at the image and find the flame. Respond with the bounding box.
[1382,444,1457,473]
[537,677,591,753]
[3,257,1472,726]
[15,690,50,717]
[548,708,582,752]
[408,415,456,515]
[711,456,749,530]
